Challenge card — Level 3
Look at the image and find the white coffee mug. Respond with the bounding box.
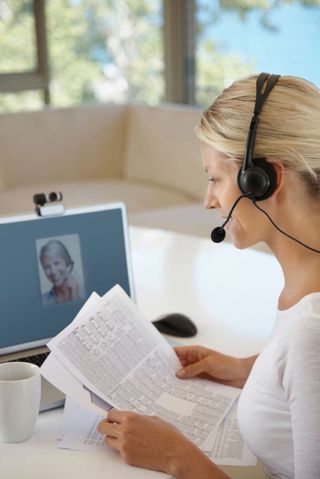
[0,362,41,443]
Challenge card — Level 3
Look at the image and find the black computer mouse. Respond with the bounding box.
[152,313,197,338]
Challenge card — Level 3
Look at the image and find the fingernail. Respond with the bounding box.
[176,369,185,377]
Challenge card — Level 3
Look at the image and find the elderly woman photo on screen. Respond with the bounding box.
[97,73,320,479]
[39,239,84,306]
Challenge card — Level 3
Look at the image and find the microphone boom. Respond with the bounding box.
[211,193,250,243]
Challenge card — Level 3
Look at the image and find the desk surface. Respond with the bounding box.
[0,227,283,479]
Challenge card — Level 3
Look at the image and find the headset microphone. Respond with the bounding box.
[211,227,226,243]
[211,193,250,243]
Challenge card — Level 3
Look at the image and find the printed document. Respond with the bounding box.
[59,396,256,466]
[204,402,256,466]
[42,285,239,450]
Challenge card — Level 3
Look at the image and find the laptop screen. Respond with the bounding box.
[0,203,135,355]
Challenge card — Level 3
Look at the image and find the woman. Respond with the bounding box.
[40,239,83,305]
[97,74,320,478]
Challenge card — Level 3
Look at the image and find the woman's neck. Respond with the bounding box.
[53,284,70,302]
[263,202,320,310]
[270,239,320,310]
[259,173,320,310]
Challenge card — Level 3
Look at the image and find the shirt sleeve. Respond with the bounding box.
[281,314,320,478]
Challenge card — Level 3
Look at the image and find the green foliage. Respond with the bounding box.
[47,0,164,106]
[195,0,320,104]
[0,0,163,111]
[0,90,43,112]
[47,0,103,106]
[220,0,320,12]
[0,0,36,73]
[0,0,319,112]
[196,39,253,105]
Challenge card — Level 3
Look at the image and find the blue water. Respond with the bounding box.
[198,3,320,86]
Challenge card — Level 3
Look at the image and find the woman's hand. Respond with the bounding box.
[97,410,231,479]
[63,273,81,301]
[175,345,256,388]
[97,410,192,475]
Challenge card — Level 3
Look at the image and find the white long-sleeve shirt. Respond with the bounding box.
[237,293,320,479]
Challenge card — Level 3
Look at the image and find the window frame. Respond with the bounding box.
[163,0,196,104]
[0,0,50,104]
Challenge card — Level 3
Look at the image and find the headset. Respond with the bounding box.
[237,72,279,201]
[211,72,320,254]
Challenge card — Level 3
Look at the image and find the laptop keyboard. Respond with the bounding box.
[10,351,50,367]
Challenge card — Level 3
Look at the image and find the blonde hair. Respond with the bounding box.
[195,74,320,196]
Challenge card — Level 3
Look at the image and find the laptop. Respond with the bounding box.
[0,202,135,411]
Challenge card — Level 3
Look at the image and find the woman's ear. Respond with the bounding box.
[269,160,285,198]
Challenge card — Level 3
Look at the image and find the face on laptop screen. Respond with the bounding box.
[0,204,133,354]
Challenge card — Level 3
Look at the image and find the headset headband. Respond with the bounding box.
[243,73,280,172]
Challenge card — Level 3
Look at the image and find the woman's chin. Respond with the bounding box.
[229,232,256,250]
[232,240,248,250]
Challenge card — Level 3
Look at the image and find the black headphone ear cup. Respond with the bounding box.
[237,158,277,201]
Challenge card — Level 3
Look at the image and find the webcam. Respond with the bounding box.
[33,191,64,217]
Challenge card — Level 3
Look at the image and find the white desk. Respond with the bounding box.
[0,227,283,479]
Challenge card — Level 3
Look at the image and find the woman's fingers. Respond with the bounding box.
[107,409,129,424]
[105,435,120,450]
[97,419,120,438]
[176,357,209,379]
[97,411,191,473]
[174,346,213,379]
[98,410,141,434]
[174,345,198,356]
[174,346,201,362]
[174,345,212,360]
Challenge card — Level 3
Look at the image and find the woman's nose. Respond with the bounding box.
[51,264,59,274]
[203,187,219,210]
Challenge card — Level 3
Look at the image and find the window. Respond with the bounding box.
[0,0,49,112]
[1,0,319,112]
[0,0,164,112]
[47,0,164,107]
[0,0,36,73]
[195,0,320,105]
